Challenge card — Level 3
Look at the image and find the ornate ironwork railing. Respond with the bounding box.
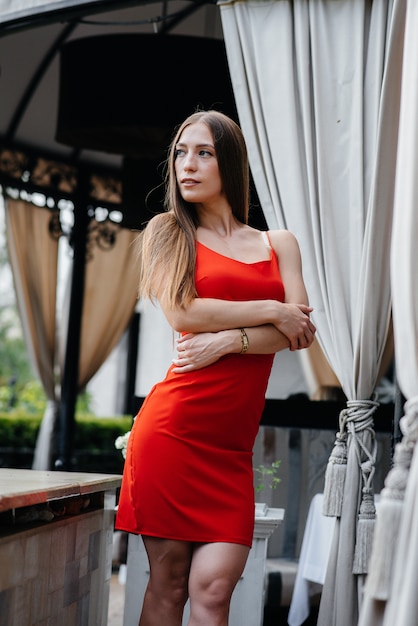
[0,140,129,254]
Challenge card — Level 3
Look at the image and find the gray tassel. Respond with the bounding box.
[322,432,347,517]
[365,442,410,599]
[352,489,376,574]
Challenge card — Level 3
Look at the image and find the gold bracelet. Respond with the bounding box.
[240,328,249,354]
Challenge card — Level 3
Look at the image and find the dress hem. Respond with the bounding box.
[115,525,253,549]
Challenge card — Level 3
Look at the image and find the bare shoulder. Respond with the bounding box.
[268,229,301,257]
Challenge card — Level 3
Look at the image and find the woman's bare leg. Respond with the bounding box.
[187,542,250,626]
[139,536,193,626]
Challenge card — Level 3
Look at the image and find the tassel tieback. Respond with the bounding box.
[323,399,378,519]
[366,395,418,599]
[350,401,378,575]
[322,429,348,517]
[353,489,376,574]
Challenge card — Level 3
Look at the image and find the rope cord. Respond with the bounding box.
[342,399,379,494]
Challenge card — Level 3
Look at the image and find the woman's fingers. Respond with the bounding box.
[282,305,316,351]
[173,332,223,372]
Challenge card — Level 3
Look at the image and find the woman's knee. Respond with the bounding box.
[143,536,192,608]
[188,542,249,616]
[159,570,189,608]
[198,575,235,610]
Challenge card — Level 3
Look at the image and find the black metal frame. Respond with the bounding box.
[0,0,216,37]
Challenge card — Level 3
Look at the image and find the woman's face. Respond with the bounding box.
[174,122,224,207]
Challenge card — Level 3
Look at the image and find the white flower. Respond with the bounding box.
[115,430,131,459]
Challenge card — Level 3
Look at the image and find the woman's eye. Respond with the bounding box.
[175,148,185,158]
[199,150,212,157]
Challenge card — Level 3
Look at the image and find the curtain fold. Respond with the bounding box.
[5,199,58,397]
[5,198,60,469]
[359,1,418,624]
[76,225,139,388]
[5,198,140,469]
[219,1,399,624]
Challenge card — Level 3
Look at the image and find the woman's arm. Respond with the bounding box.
[160,297,314,349]
[269,229,310,307]
[172,325,290,373]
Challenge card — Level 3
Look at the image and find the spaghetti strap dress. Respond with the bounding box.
[115,232,285,547]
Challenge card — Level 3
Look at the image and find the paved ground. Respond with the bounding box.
[107,568,126,626]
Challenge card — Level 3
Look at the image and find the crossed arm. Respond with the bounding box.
[159,230,316,373]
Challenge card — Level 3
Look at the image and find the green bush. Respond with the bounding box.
[73,415,133,451]
[0,412,132,473]
[0,412,42,447]
[0,412,132,450]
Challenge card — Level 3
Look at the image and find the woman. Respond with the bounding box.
[116,110,316,626]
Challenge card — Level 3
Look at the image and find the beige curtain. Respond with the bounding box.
[5,199,58,396]
[76,225,139,388]
[6,198,140,469]
[5,198,60,469]
[359,1,418,624]
[219,1,400,624]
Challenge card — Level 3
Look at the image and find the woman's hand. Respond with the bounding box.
[172,331,236,373]
[274,302,316,352]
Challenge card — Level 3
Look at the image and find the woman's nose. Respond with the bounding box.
[183,152,197,170]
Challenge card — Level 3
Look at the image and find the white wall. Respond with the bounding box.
[87,335,128,416]
[135,300,176,397]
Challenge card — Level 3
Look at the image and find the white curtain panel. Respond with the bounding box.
[359,0,418,624]
[219,1,400,624]
[219,0,395,397]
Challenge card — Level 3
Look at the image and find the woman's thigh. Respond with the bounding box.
[188,541,250,598]
[142,536,193,593]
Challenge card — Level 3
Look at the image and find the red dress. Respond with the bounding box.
[116,236,285,547]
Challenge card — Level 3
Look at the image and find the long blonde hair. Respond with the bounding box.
[138,110,250,309]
